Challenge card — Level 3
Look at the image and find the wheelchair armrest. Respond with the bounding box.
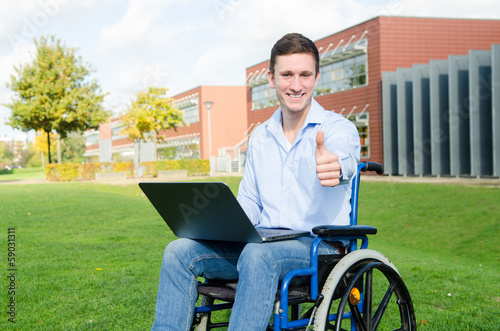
[312,225,377,237]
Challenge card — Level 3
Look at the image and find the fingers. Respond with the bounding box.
[315,130,327,157]
[315,129,341,187]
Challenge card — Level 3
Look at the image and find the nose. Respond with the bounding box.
[289,76,301,92]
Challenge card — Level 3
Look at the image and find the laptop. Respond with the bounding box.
[139,182,310,243]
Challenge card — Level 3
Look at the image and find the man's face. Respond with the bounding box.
[267,53,320,116]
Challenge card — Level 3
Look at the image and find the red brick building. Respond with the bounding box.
[84,85,248,165]
[245,16,500,165]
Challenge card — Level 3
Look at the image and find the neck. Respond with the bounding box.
[281,106,310,144]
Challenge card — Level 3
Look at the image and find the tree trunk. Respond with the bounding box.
[47,131,52,164]
[57,135,62,164]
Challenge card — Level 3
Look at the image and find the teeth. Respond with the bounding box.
[289,94,303,98]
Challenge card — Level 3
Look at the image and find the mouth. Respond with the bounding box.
[287,93,305,99]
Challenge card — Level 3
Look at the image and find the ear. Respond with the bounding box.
[267,70,276,89]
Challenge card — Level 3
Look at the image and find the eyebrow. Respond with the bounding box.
[279,70,314,75]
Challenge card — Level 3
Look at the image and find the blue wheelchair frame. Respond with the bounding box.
[193,162,388,330]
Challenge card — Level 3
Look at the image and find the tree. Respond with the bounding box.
[60,134,85,163]
[0,142,14,165]
[34,131,57,165]
[120,87,184,163]
[4,35,110,163]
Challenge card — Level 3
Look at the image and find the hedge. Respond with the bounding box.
[140,159,210,177]
[44,159,209,181]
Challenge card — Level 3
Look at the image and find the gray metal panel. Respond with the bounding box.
[493,44,500,177]
[429,60,450,176]
[469,50,493,176]
[412,64,431,175]
[382,71,399,175]
[135,140,156,163]
[99,138,112,163]
[449,55,470,176]
[397,68,414,175]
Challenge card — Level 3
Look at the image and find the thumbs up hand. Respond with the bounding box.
[315,130,341,187]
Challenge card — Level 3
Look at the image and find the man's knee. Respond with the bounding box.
[164,238,197,268]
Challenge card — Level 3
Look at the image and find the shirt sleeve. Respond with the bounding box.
[322,116,361,184]
[236,135,262,226]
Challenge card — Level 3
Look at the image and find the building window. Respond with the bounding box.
[251,83,278,110]
[346,112,369,158]
[315,53,368,97]
[85,133,98,146]
[175,96,199,124]
[112,151,134,162]
[181,104,199,124]
[112,126,126,140]
[158,144,199,160]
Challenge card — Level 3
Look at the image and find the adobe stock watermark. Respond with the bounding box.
[178,183,221,224]
[6,228,17,324]
[376,1,403,23]
[212,0,245,20]
[7,0,71,50]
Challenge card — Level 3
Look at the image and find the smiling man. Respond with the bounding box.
[151,33,360,331]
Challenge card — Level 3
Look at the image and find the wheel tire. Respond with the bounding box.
[314,249,416,331]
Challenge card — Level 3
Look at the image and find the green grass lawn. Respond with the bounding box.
[0,178,498,330]
[0,167,45,182]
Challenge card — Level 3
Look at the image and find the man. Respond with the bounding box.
[151,33,360,330]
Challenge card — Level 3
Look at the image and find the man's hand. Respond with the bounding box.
[315,130,341,187]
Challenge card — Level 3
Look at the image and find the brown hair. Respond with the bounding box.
[269,33,320,76]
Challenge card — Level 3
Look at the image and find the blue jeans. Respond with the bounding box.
[151,236,338,331]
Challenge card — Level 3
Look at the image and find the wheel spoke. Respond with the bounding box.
[363,269,373,330]
[372,282,396,329]
[349,300,367,331]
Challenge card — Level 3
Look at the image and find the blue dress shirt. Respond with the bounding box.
[237,99,361,232]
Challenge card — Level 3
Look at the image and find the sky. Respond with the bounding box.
[1,0,499,140]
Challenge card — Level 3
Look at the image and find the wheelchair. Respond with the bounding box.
[192,162,416,330]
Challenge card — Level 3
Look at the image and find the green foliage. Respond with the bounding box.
[80,162,101,180]
[4,35,110,163]
[112,162,135,178]
[141,159,210,176]
[45,163,81,181]
[120,87,185,145]
[60,134,86,163]
[0,142,14,164]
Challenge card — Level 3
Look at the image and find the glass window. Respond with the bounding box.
[347,112,370,159]
[181,104,199,124]
[85,133,98,146]
[175,97,199,124]
[314,53,368,97]
[112,126,126,140]
[251,83,278,110]
[158,144,200,160]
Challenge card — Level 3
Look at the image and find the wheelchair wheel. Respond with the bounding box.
[314,249,416,331]
[196,295,214,331]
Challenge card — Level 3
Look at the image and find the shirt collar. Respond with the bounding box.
[266,98,325,149]
[267,98,325,131]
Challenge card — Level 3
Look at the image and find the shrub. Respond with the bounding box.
[112,162,135,177]
[81,163,101,180]
[45,163,81,181]
[143,159,209,176]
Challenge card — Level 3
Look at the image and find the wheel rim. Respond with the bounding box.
[328,260,415,331]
